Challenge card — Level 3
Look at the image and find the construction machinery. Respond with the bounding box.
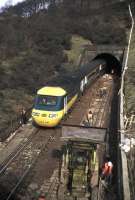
[58,125,107,200]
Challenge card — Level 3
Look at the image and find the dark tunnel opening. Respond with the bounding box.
[94,53,122,76]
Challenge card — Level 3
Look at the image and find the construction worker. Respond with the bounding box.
[80,79,84,95]
[38,194,46,200]
[101,157,113,185]
[87,109,93,126]
[20,107,27,126]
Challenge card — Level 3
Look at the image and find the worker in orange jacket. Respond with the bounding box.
[101,157,113,185]
[38,194,46,200]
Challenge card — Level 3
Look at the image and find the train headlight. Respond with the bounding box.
[49,113,58,118]
[41,114,47,117]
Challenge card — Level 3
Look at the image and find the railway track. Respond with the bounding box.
[0,74,116,200]
[0,128,39,176]
[81,75,114,128]
[92,76,113,127]
[0,128,58,200]
[25,75,115,200]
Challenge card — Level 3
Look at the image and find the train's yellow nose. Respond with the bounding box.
[33,117,61,127]
[32,109,63,127]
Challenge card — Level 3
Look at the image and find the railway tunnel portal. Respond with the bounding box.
[82,45,126,76]
[94,53,122,76]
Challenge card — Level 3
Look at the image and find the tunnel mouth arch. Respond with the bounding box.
[94,53,122,76]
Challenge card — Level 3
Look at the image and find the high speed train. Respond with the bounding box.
[32,59,106,127]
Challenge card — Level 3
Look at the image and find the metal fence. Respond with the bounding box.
[124,115,135,200]
[127,137,135,200]
[119,4,134,200]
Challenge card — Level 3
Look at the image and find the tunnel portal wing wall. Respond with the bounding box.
[82,45,125,63]
[80,45,126,76]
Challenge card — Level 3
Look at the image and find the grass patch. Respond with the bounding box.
[64,35,91,70]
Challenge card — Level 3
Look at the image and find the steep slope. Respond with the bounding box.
[0,0,129,139]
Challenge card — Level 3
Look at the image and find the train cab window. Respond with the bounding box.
[34,95,65,111]
[37,95,57,106]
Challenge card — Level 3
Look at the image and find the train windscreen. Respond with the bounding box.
[34,95,64,111]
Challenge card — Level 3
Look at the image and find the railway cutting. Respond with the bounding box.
[0,73,119,200]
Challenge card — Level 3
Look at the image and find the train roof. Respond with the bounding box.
[37,86,66,96]
[43,59,106,96]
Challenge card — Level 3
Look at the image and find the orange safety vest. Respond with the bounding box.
[102,162,113,175]
[38,198,46,200]
[108,161,113,174]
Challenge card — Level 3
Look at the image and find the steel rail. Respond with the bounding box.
[6,77,113,200]
[5,131,56,200]
[0,128,39,175]
[93,80,112,127]
[93,90,107,126]
[98,85,112,127]
[80,79,102,125]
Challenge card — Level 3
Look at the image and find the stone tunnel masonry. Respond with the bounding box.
[82,45,126,76]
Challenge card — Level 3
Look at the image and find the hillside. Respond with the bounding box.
[0,0,130,139]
